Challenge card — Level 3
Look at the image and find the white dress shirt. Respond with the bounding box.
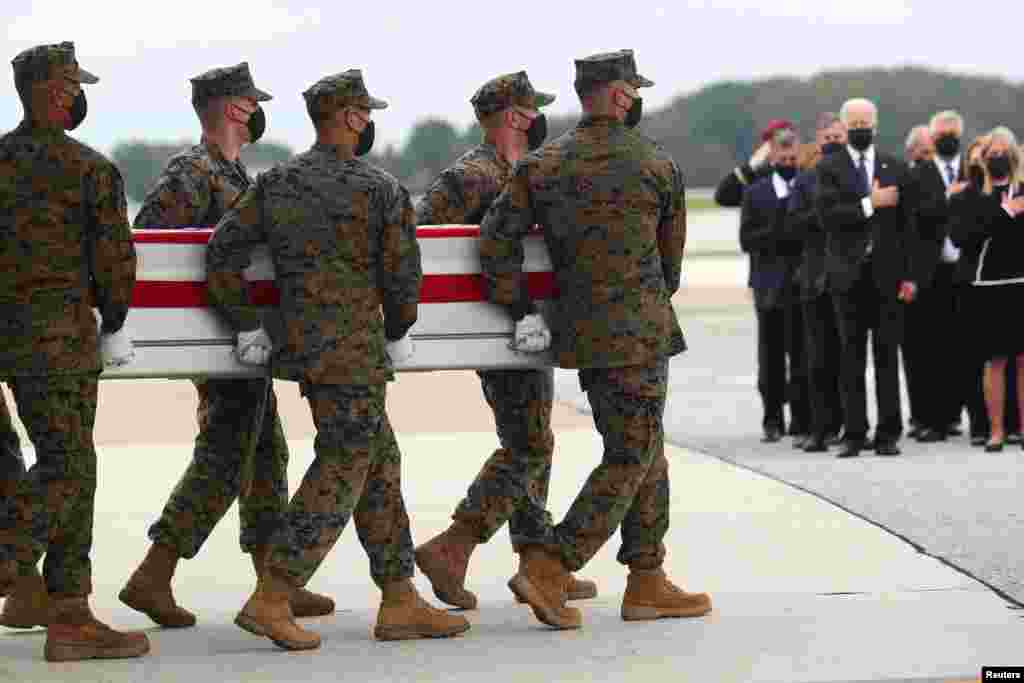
[935,155,962,263]
[849,145,876,218]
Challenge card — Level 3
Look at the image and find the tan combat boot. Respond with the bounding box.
[508,547,582,629]
[118,543,196,628]
[514,572,599,602]
[235,568,320,651]
[620,567,712,621]
[0,567,49,629]
[250,545,335,619]
[374,578,471,641]
[413,521,479,610]
[44,597,150,662]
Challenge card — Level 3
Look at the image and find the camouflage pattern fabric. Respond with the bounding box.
[147,378,288,557]
[469,71,555,117]
[512,360,670,572]
[0,374,99,596]
[133,140,253,228]
[416,143,555,546]
[0,122,137,376]
[573,49,654,97]
[133,139,290,557]
[189,62,272,109]
[479,115,688,368]
[206,143,423,385]
[302,69,387,122]
[266,382,414,586]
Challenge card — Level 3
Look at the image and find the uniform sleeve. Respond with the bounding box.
[379,183,423,341]
[206,180,267,333]
[657,159,687,295]
[479,161,536,321]
[87,161,137,334]
[416,168,476,226]
[132,159,213,229]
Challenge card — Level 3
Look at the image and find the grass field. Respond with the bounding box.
[687,196,719,211]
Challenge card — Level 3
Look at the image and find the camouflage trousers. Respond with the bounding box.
[516,359,670,572]
[267,382,414,588]
[0,374,98,596]
[453,368,554,547]
[148,378,289,558]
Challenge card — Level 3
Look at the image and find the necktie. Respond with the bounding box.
[945,162,955,185]
[857,154,870,195]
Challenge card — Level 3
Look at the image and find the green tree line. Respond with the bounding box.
[113,66,1024,203]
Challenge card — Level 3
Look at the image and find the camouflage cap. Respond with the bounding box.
[190,62,272,106]
[11,41,99,86]
[573,49,653,97]
[470,71,556,117]
[303,69,388,119]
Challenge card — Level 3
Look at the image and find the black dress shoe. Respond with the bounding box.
[761,426,784,443]
[875,440,902,456]
[985,440,1005,453]
[803,434,829,452]
[792,434,810,449]
[907,425,924,440]
[946,424,963,437]
[917,428,947,443]
[826,431,844,446]
[862,435,875,450]
[1007,433,1021,445]
[970,434,988,447]
[836,440,864,458]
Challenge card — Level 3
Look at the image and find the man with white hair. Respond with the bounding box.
[816,98,922,459]
[910,111,985,443]
[904,125,934,166]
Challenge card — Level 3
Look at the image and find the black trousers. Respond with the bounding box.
[802,293,843,438]
[832,260,905,442]
[755,299,809,433]
[905,263,961,431]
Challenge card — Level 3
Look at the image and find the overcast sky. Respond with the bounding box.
[3,1,1023,156]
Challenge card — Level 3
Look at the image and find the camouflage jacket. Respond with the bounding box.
[206,143,422,386]
[0,121,137,377]
[416,143,511,225]
[133,138,251,228]
[480,115,687,369]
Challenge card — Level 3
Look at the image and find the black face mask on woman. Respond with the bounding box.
[987,154,1011,179]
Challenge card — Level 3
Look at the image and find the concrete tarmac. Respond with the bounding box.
[3,366,1022,681]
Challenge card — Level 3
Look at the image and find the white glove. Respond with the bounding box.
[512,314,551,353]
[236,327,272,366]
[385,334,415,364]
[100,328,135,367]
[749,141,772,169]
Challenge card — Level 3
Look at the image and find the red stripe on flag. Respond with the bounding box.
[131,225,542,244]
[131,272,556,308]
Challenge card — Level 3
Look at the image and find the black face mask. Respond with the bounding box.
[775,164,798,182]
[355,119,375,156]
[934,134,960,158]
[66,90,87,131]
[625,97,642,128]
[987,154,1011,179]
[968,164,985,187]
[247,106,266,144]
[848,128,874,152]
[527,113,547,151]
[821,141,843,156]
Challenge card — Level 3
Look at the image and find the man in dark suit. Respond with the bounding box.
[740,129,808,443]
[816,98,922,458]
[909,111,976,442]
[787,112,847,451]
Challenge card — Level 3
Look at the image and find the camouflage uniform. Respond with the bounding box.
[415,72,559,547]
[207,70,422,587]
[0,43,136,596]
[132,63,288,559]
[480,51,686,572]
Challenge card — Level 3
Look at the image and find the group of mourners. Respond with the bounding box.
[719,104,1024,458]
[0,43,709,663]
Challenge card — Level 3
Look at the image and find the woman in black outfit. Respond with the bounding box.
[949,127,1024,451]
